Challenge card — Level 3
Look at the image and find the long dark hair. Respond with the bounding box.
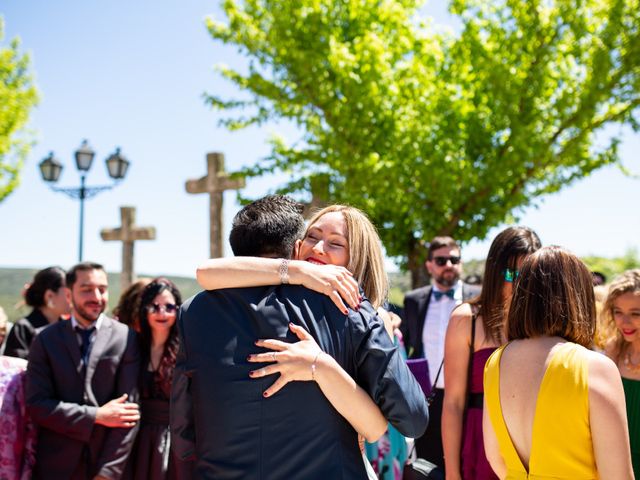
[471,226,541,343]
[138,277,182,397]
[113,278,151,331]
[25,267,66,308]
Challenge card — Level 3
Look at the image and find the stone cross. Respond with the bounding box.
[302,174,330,218]
[100,206,156,291]
[185,152,245,258]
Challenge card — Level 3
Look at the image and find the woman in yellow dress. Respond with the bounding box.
[483,246,633,479]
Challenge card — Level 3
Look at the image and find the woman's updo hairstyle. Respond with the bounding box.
[25,267,66,308]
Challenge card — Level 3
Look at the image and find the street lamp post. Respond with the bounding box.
[39,140,130,262]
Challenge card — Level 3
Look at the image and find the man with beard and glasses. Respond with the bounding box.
[26,262,140,480]
[401,237,480,472]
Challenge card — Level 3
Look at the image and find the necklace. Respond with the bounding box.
[624,350,640,373]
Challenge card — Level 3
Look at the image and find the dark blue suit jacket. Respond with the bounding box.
[170,285,428,480]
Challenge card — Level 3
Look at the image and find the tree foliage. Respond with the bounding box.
[205,0,640,286]
[0,17,39,203]
[583,248,640,282]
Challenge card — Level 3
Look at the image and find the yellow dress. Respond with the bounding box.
[484,342,598,480]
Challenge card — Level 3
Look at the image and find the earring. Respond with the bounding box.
[47,300,54,309]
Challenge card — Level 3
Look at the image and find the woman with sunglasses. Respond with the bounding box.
[124,278,191,479]
[442,226,541,480]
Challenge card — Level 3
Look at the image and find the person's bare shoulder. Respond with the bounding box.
[449,302,473,326]
[586,348,623,401]
[446,303,475,347]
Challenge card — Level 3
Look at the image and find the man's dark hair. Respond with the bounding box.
[427,236,460,260]
[229,195,305,258]
[66,261,105,289]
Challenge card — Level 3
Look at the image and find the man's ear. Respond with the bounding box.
[293,239,302,259]
[424,259,433,276]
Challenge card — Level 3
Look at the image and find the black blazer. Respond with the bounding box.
[401,283,481,359]
[3,309,51,360]
[171,285,429,480]
[26,317,140,479]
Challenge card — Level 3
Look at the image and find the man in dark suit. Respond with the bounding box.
[171,195,428,480]
[401,237,481,470]
[26,262,140,480]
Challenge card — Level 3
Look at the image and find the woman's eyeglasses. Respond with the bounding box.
[433,256,461,267]
[147,303,178,314]
[503,269,520,283]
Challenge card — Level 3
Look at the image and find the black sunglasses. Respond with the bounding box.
[147,303,178,314]
[433,256,461,267]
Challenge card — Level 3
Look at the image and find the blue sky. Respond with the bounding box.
[0,1,638,279]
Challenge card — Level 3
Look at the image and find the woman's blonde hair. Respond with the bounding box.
[592,285,610,350]
[602,269,640,361]
[305,205,388,308]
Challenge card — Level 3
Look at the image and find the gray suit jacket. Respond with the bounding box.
[26,317,140,480]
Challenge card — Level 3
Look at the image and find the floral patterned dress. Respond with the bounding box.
[0,356,36,480]
[365,334,409,480]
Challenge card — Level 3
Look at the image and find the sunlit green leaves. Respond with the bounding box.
[205,0,639,284]
[0,19,39,203]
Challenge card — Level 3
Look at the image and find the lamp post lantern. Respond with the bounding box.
[38,140,130,262]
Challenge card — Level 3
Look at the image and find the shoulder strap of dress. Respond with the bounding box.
[470,308,477,353]
[464,309,477,411]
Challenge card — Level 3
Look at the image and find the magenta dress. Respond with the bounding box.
[461,347,498,480]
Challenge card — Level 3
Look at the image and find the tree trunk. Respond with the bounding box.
[407,239,430,289]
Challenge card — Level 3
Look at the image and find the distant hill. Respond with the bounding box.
[0,267,201,323]
[10,252,631,323]
[0,266,417,322]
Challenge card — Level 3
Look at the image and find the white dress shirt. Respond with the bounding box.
[421,280,463,389]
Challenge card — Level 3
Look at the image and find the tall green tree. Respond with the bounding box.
[0,17,39,203]
[206,0,640,287]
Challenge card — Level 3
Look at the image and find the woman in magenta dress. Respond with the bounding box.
[442,226,541,480]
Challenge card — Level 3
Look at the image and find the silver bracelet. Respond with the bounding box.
[279,258,290,284]
[311,350,323,381]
